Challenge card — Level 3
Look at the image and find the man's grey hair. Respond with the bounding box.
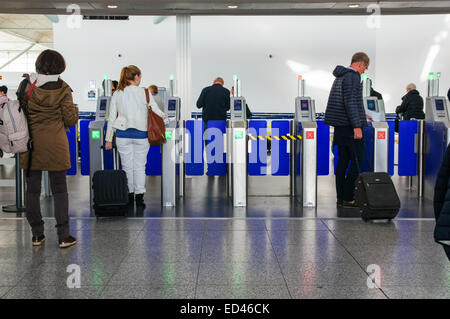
[214,77,224,84]
[406,83,416,90]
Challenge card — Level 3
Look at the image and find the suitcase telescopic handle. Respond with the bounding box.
[352,139,372,174]
[100,145,119,170]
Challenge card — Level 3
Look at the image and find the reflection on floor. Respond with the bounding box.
[0,167,446,299]
[0,218,448,299]
[0,173,435,219]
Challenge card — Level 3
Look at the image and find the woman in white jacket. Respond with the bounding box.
[105,65,165,207]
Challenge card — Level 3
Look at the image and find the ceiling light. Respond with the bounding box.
[228,5,238,9]
[348,4,360,8]
[108,5,118,9]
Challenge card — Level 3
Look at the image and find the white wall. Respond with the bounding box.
[0,72,27,99]
[53,14,450,113]
[54,16,176,111]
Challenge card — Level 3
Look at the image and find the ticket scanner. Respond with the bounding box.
[161,78,184,207]
[362,77,389,173]
[292,77,318,207]
[422,72,450,200]
[88,79,113,212]
[227,76,248,207]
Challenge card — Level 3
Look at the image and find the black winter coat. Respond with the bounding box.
[324,66,368,128]
[196,84,230,121]
[395,90,425,120]
[433,144,450,259]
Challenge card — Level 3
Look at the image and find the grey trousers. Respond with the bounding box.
[25,170,70,241]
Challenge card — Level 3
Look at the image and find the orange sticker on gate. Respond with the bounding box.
[377,131,386,139]
[306,131,314,139]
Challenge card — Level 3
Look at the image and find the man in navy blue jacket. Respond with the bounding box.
[325,52,372,208]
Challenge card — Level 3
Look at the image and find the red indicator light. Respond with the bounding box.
[377,131,386,140]
[306,131,314,139]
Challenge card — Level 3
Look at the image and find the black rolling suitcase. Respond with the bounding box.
[355,172,400,221]
[353,142,401,221]
[92,146,128,218]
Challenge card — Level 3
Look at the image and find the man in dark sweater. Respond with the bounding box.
[197,77,230,122]
[325,52,371,208]
[395,83,425,120]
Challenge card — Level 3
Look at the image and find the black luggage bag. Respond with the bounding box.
[353,140,401,222]
[92,146,128,218]
[355,171,401,221]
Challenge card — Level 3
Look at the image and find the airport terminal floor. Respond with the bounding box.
[0,171,448,299]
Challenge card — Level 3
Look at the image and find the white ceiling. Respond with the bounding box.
[0,14,53,51]
[0,1,449,15]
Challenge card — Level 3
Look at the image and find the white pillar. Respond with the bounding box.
[176,15,191,121]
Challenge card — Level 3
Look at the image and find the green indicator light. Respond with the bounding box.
[104,74,108,80]
[169,75,174,81]
[362,75,367,80]
[235,131,244,139]
[233,75,238,81]
[91,130,101,140]
[166,130,173,140]
[429,72,435,80]
[437,72,441,79]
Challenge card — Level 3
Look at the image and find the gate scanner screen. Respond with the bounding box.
[234,100,242,111]
[367,100,377,111]
[168,99,177,111]
[301,100,309,111]
[99,98,107,111]
[435,99,445,111]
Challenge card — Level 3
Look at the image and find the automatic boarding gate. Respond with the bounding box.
[293,77,318,207]
[422,72,450,200]
[362,77,390,173]
[227,76,248,207]
[88,80,113,212]
[161,93,184,207]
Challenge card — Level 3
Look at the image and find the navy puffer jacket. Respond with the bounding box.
[324,66,368,128]
[434,144,450,257]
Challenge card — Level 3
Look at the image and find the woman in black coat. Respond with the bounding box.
[433,144,450,261]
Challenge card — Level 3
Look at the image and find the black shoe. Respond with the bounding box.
[135,193,146,208]
[342,200,359,208]
[128,193,135,206]
[59,236,77,249]
[32,235,45,246]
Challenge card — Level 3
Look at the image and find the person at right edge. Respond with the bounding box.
[433,144,450,261]
[324,52,372,209]
[18,49,79,248]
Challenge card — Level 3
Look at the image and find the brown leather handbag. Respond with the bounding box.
[145,89,166,146]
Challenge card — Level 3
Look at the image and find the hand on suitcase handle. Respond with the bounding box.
[105,141,113,151]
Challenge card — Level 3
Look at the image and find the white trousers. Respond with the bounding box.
[116,138,150,194]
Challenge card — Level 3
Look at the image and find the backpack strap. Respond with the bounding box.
[26,80,37,100]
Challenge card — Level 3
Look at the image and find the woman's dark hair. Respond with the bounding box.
[35,49,66,75]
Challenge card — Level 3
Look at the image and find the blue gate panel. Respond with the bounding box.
[79,120,91,176]
[66,126,77,176]
[317,120,330,176]
[185,120,204,176]
[398,120,418,176]
[388,120,395,176]
[206,120,226,176]
[146,145,161,176]
[248,120,267,176]
[271,120,290,176]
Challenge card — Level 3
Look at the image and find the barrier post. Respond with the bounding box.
[2,153,26,213]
